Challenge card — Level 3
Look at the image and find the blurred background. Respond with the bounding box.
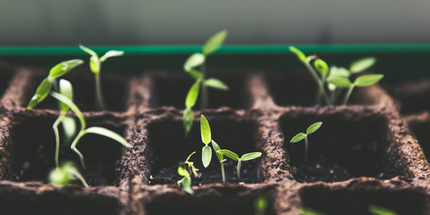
[1,0,430,46]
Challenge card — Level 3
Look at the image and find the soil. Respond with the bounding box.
[0,64,429,214]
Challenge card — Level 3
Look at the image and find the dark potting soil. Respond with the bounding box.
[8,112,126,186]
[145,113,262,185]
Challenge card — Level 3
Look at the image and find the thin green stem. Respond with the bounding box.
[304,63,331,105]
[221,162,226,184]
[200,63,208,109]
[342,85,355,105]
[69,168,89,187]
[237,160,242,180]
[304,136,309,162]
[52,114,65,167]
[70,130,87,169]
[94,73,106,110]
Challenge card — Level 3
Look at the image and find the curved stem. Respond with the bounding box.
[94,73,106,110]
[237,160,242,180]
[304,63,331,105]
[69,168,89,187]
[304,136,309,162]
[342,85,355,105]
[70,130,87,169]
[52,114,65,167]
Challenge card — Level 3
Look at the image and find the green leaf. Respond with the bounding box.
[328,66,350,80]
[27,77,54,109]
[217,149,239,161]
[62,116,77,143]
[185,80,200,108]
[202,145,212,168]
[241,152,262,161]
[89,55,101,74]
[289,46,307,63]
[178,166,189,177]
[183,108,194,136]
[184,53,205,71]
[188,69,204,80]
[369,205,397,215]
[203,30,228,55]
[354,74,384,87]
[200,115,211,145]
[204,78,229,91]
[49,166,71,187]
[100,50,124,62]
[290,132,306,143]
[58,79,74,112]
[182,175,193,194]
[211,140,223,161]
[50,91,86,129]
[327,76,352,88]
[49,59,84,78]
[85,126,132,148]
[79,44,98,57]
[314,59,329,77]
[306,122,323,135]
[350,57,376,74]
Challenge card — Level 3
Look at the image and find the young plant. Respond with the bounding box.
[290,46,382,106]
[183,30,229,135]
[52,79,77,167]
[183,151,200,178]
[369,205,397,215]
[49,162,88,187]
[290,122,323,162]
[177,166,193,194]
[50,91,132,168]
[216,149,262,180]
[199,114,227,183]
[80,45,124,110]
[27,59,83,109]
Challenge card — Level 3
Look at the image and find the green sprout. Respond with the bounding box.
[183,30,229,136]
[177,166,193,194]
[290,122,323,162]
[200,115,213,168]
[216,149,262,180]
[49,162,88,187]
[369,205,397,215]
[254,196,268,215]
[301,207,325,215]
[290,46,382,105]
[80,45,124,110]
[27,59,83,109]
[184,151,200,178]
[50,91,132,169]
[211,140,227,184]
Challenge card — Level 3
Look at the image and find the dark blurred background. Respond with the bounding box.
[1,0,430,46]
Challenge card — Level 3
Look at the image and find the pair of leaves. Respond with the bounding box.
[290,122,323,143]
[328,74,384,88]
[27,59,83,109]
[80,45,124,74]
[177,166,193,194]
[217,149,262,162]
[200,115,212,168]
[49,162,88,187]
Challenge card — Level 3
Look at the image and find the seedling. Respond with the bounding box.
[183,30,229,136]
[50,91,132,168]
[199,114,228,183]
[184,151,200,178]
[49,162,88,187]
[80,45,124,110]
[301,207,325,215]
[369,205,397,215]
[290,122,323,162]
[290,46,382,105]
[216,149,262,180]
[177,166,193,194]
[254,196,268,215]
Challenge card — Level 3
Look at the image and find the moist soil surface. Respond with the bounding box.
[0,65,429,214]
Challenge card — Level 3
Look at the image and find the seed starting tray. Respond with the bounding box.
[0,57,429,215]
